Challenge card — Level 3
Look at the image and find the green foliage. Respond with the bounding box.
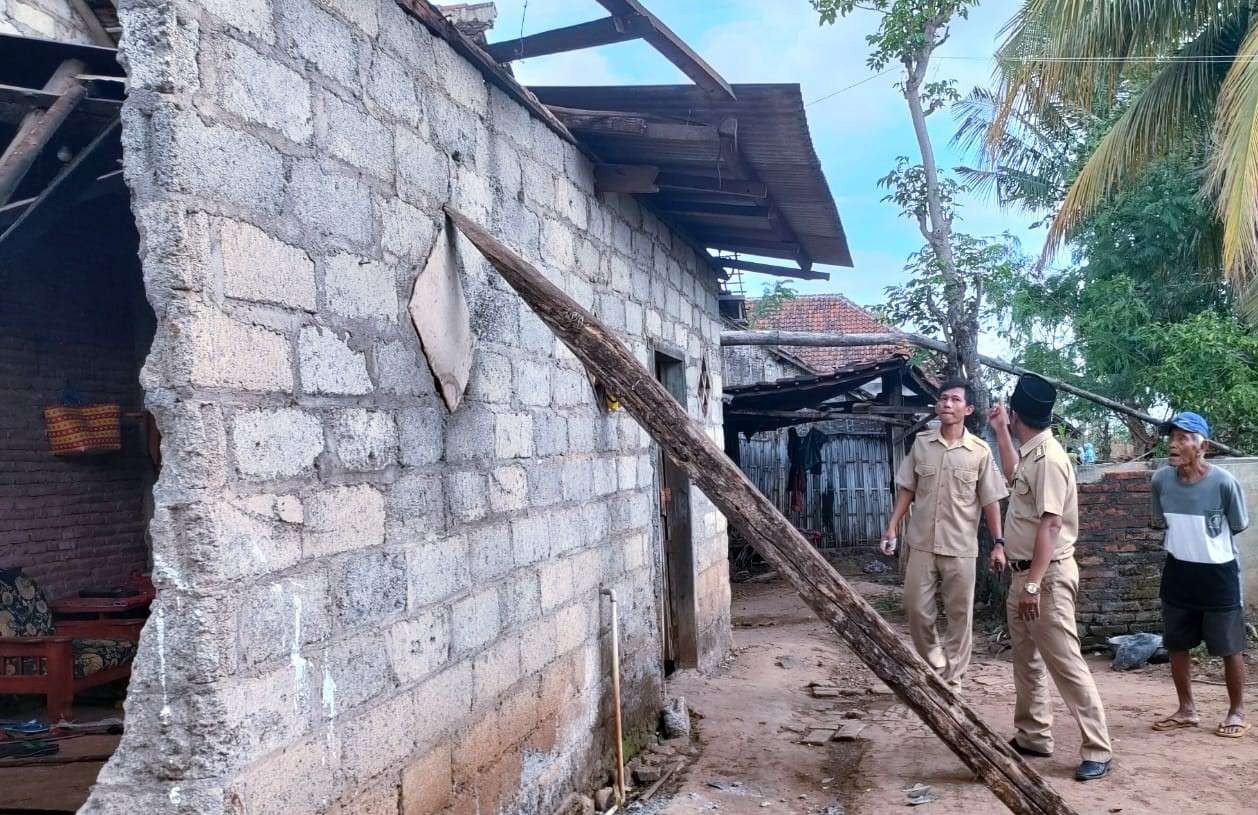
[750,280,798,320]
[812,0,978,70]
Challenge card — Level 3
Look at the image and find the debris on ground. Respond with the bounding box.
[862,560,889,575]
[661,697,691,739]
[810,683,842,697]
[904,783,934,806]
[834,722,866,741]
[594,787,615,812]
[801,728,837,745]
[1109,632,1166,670]
[777,655,806,669]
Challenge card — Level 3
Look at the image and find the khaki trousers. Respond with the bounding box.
[904,548,975,685]
[1007,558,1113,762]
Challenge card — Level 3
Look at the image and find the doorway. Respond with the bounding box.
[654,350,697,675]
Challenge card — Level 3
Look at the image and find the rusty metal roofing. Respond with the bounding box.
[531,84,851,269]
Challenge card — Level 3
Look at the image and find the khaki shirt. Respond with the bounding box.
[895,428,1008,557]
[1004,430,1079,561]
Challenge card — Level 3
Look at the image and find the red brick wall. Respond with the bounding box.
[1075,467,1163,643]
[0,198,154,601]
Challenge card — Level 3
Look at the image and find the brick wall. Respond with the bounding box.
[0,199,154,601]
[1075,466,1163,643]
[83,2,731,814]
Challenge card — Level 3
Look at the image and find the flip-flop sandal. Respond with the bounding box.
[1215,722,1251,738]
[1152,716,1199,731]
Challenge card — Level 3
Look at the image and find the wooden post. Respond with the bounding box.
[0,59,89,206]
[444,207,1077,815]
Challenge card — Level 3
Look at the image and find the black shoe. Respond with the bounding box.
[1009,737,1052,758]
[1075,759,1111,781]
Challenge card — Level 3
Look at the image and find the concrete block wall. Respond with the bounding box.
[0,0,98,43]
[83,1,730,813]
[0,202,154,600]
[721,343,810,388]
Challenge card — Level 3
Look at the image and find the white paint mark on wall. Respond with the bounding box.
[169,786,182,805]
[288,591,307,713]
[155,607,171,725]
[321,665,337,721]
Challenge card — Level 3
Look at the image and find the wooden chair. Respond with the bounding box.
[0,569,142,722]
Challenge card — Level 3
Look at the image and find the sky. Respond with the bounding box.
[487,0,1039,310]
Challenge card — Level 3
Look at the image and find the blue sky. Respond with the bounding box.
[488,0,1039,309]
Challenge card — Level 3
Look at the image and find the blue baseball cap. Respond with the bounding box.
[1162,411,1210,439]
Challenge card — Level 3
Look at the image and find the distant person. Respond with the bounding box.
[879,378,1007,687]
[1150,412,1251,738]
[1081,442,1097,465]
[990,374,1113,781]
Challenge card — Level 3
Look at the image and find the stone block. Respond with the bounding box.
[445,470,488,522]
[214,35,312,143]
[237,571,332,667]
[451,164,494,224]
[201,0,274,40]
[330,409,398,471]
[466,348,512,404]
[304,485,386,558]
[489,465,528,514]
[401,744,454,815]
[218,217,316,310]
[379,197,437,263]
[286,160,375,250]
[432,37,489,115]
[150,104,287,214]
[533,413,567,457]
[228,734,339,815]
[319,90,394,179]
[513,359,552,407]
[386,606,451,687]
[398,406,445,466]
[408,535,470,607]
[519,619,557,675]
[444,404,495,462]
[510,514,550,566]
[299,325,373,395]
[561,458,594,503]
[539,559,573,612]
[473,635,522,705]
[183,304,292,392]
[339,691,417,786]
[278,0,360,87]
[324,631,393,710]
[489,134,523,196]
[232,407,323,480]
[317,0,377,35]
[467,522,513,582]
[365,48,422,124]
[386,472,445,543]
[324,253,400,322]
[375,339,433,396]
[451,588,501,655]
[495,413,534,459]
[332,549,408,628]
[396,125,451,205]
[501,572,541,623]
[551,369,589,408]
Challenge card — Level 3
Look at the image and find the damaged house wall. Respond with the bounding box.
[73,0,731,813]
[0,0,98,43]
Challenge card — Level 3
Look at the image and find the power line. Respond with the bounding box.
[805,68,898,106]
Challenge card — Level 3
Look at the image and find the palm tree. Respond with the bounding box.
[990,1,1258,317]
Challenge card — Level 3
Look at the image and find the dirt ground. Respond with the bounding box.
[651,574,1258,815]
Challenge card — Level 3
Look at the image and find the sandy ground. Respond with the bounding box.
[650,575,1258,815]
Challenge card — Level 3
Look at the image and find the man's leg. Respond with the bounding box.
[1205,607,1248,735]
[1008,573,1054,755]
[1157,602,1201,727]
[936,554,976,685]
[1221,654,1247,732]
[904,548,946,674]
[1031,560,1112,765]
[1163,651,1198,724]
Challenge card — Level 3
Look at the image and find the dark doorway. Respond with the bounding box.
[654,350,697,675]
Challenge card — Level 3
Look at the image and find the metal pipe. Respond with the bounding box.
[600,587,627,805]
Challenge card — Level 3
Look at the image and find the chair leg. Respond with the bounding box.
[46,652,76,723]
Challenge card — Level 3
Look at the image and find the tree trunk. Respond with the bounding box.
[445,207,1078,815]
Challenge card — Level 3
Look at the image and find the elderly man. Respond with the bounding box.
[880,378,1007,686]
[1150,412,1251,738]
[990,374,1113,782]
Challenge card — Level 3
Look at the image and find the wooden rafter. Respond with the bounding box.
[548,106,720,143]
[68,0,115,47]
[0,59,89,206]
[486,13,651,62]
[714,256,829,282]
[593,0,734,100]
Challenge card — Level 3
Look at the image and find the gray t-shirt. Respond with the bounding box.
[1152,465,1250,610]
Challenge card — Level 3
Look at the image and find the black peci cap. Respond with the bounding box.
[1010,373,1056,426]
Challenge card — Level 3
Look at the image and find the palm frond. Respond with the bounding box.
[1208,24,1258,302]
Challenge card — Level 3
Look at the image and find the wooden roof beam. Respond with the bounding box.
[486,13,651,62]
[0,59,89,206]
[548,105,719,143]
[655,172,766,198]
[593,0,735,100]
[594,163,659,194]
[714,256,829,282]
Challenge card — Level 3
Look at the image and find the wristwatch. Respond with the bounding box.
[1024,582,1039,596]
[993,538,1006,547]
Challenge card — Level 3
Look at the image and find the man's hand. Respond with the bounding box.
[990,545,1007,573]
[989,402,1010,432]
[879,535,898,557]
[1017,591,1040,621]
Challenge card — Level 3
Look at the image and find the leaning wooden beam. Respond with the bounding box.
[594,0,735,100]
[0,59,89,206]
[443,206,1077,815]
[69,0,115,47]
[722,329,1246,457]
[486,13,649,62]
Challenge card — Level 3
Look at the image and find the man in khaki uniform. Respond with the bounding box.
[881,378,1007,686]
[990,373,1113,782]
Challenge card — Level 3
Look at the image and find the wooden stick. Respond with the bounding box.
[0,59,89,206]
[721,330,1246,457]
[68,0,115,47]
[443,206,1077,815]
[0,752,113,767]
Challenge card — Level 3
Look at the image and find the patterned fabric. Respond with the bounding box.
[0,568,55,638]
[73,639,137,679]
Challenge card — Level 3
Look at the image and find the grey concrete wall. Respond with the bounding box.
[82,1,731,813]
[1,0,98,43]
[721,343,810,388]
[1216,458,1258,613]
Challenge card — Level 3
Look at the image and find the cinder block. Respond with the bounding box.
[539,559,573,611]
[332,549,408,628]
[398,406,445,466]
[467,522,513,582]
[472,635,522,705]
[182,304,293,392]
[551,369,589,408]
[401,743,453,815]
[385,472,445,543]
[375,339,434,396]
[323,253,400,322]
[466,349,512,404]
[214,35,312,143]
[277,0,360,87]
[495,413,534,459]
[231,407,323,480]
[489,465,528,513]
[444,405,496,462]
[379,197,437,264]
[444,470,488,522]
[338,690,417,786]
[218,217,316,310]
[299,325,373,395]
[285,160,375,251]
[200,0,275,41]
[324,631,393,710]
[365,48,422,123]
[532,413,567,457]
[319,90,395,179]
[510,514,550,566]
[395,126,451,205]
[304,485,386,558]
[407,535,470,607]
[228,734,340,815]
[385,606,450,686]
[330,409,398,471]
[561,458,594,503]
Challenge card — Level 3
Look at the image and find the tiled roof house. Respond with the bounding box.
[747,293,909,371]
